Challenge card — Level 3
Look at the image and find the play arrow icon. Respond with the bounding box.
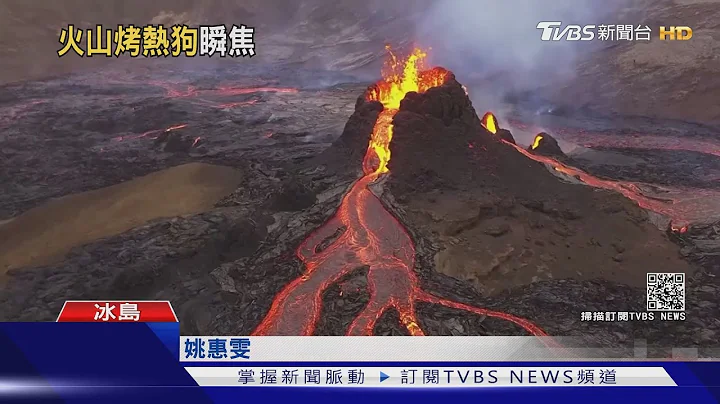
[380,371,390,383]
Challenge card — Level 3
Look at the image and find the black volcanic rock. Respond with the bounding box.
[0,63,714,350]
[496,128,516,144]
[310,92,382,179]
[164,134,195,153]
[528,132,566,158]
[386,74,578,201]
[399,70,477,126]
[270,179,317,212]
[154,131,196,153]
[381,68,688,300]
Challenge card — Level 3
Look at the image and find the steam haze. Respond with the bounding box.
[414,0,627,122]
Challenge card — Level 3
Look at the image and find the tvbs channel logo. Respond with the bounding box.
[537,22,693,41]
[536,22,595,41]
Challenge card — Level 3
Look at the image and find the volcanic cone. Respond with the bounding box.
[528,132,566,158]
[257,54,690,337]
[495,129,516,144]
[378,71,689,296]
[312,95,384,180]
[480,111,516,144]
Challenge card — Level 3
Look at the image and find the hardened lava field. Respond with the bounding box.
[0,46,719,357]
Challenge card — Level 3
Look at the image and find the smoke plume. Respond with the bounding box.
[414,0,626,122]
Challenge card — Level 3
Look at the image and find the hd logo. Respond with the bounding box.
[659,26,693,40]
[536,22,595,41]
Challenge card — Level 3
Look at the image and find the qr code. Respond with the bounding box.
[646,273,685,311]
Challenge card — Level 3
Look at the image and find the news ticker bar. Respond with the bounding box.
[184,366,676,387]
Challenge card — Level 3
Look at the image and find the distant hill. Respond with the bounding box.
[552,0,720,123]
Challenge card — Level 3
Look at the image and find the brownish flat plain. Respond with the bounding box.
[0,162,242,274]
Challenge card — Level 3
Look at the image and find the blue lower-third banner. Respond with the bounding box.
[1,323,720,403]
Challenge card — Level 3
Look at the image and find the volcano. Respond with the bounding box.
[250,48,690,338]
[0,45,716,352]
[377,72,688,298]
[482,112,516,144]
[253,49,549,338]
[528,132,566,159]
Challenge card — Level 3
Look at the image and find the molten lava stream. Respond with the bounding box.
[481,114,704,227]
[513,139,694,225]
[253,48,551,340]
[507,119,720,158]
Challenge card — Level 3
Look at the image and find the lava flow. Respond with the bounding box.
[482,114,705,226]
[507,119,720,159]
[252,48,551,339]
[0,99,47,128]
[112,123,188,142]
[148,80,298,109]
[106,75,298,109]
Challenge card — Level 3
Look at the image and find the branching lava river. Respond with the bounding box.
[252,48,550,338]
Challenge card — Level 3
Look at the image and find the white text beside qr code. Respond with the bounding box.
[646,273,685,311]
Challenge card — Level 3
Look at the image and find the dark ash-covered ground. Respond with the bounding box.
[0,64,719,358]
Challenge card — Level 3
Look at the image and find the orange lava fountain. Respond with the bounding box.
[252,48,552,339]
